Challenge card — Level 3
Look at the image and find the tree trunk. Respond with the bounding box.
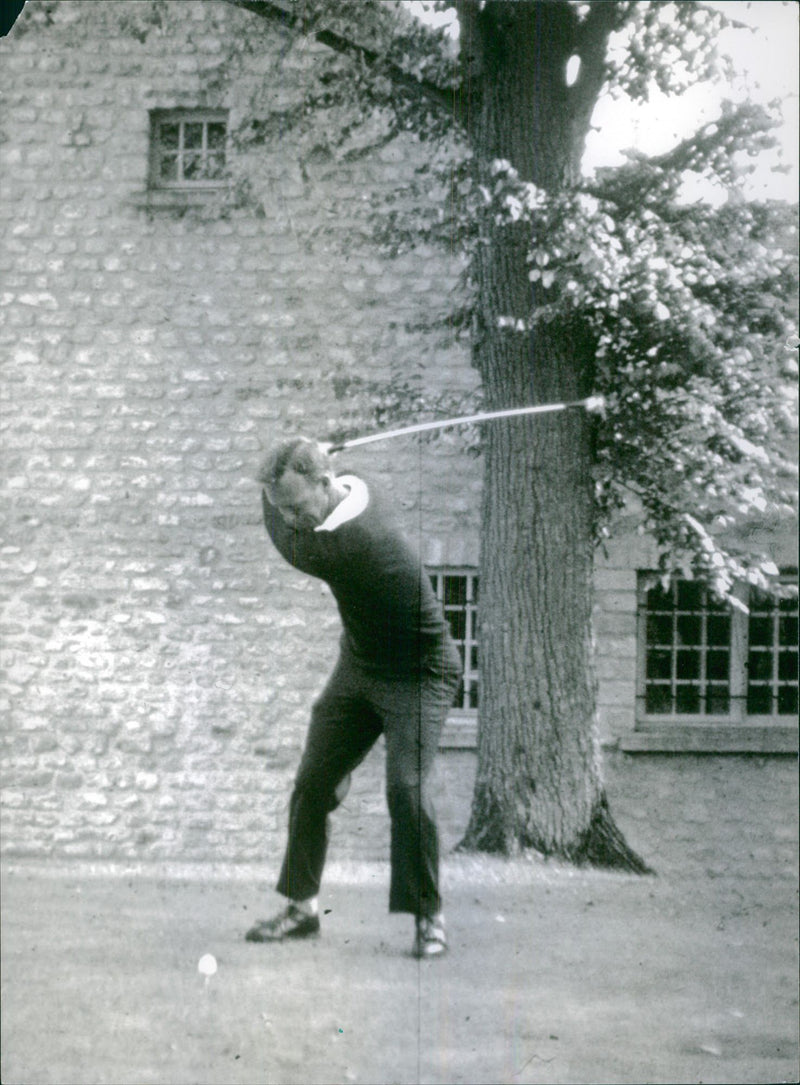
[459,0,651,872]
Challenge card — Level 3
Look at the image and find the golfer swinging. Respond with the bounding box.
[246,436,462,957]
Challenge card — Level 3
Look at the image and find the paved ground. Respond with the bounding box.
[1,839,797,1085]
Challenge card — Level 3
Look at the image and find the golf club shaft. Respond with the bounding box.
[327,397,601,453]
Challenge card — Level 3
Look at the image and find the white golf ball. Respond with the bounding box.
[198,953,217,977]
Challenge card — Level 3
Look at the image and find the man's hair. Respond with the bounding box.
[257,437,332,499]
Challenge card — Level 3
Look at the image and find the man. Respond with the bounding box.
[246,436,462,957]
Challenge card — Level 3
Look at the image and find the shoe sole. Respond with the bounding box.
[245,921,321,943]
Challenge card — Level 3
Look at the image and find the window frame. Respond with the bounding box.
[746,581,800,723]
[148,108,229,192]
[636,569,798,729]
[427,567,479,715]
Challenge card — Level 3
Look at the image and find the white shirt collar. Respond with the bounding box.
[315,475,369,532]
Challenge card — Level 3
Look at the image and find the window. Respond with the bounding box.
[747,586,799,717]
[638,570,798,724]
[149,109,228,189]
[428,569,479,710]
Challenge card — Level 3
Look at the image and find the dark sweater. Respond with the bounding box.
[261,479,459,678]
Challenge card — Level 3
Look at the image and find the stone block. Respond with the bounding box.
[135,772,159,792]
[595,653,636,680]
[55,771,84,789]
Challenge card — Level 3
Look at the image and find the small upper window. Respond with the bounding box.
[149,109,228,189]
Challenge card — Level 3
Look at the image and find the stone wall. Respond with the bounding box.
[427,749,800,880]
[593,529,660,745]
[0,0,480,861]
[2,0,794,864]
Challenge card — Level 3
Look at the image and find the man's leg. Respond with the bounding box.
[378,668,460,921]
[247,660,381,942]
[276,657,381,901]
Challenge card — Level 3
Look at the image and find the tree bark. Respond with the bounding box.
[232,0,652,871]
[459,0,651,873]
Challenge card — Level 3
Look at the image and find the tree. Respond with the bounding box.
[225,0,797,867]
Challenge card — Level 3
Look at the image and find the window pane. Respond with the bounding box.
[705,685,730,714]
[646,650,671,679]
[647,614,673,644]
[778,650,798,682]
[645,684,672,713]
[779,616,798,647]
[676,685,701,713]
[444,576,467,606]
[676,614,701,646]
[677,581,703,609]
[646,584,673,610]
[446,609,466,641]
[471,578,479,603]
[453,677,465,708]
[184,122,204,148]
[159,154,178,182]
[207,122,226,149]
[676,650,700,680]
[159,122,180,149]
[706,649,729,680]
[748,651,773,682]
[206,153,226,179]
[470,644,478,672]
[749,588,775,612]
[747,686,772,714]
[706,615,731,646]
[749,616,773,647]
[183,152,203,180]
[778,685,798,715]
[468,683,479,709]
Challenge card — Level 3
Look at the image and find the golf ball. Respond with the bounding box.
[198,953,217,977]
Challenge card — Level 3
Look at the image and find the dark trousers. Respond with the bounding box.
[276,646,460,916]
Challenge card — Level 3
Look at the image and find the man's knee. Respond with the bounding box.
[293,767,351,813]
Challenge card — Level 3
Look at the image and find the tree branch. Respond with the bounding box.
[695,0,752,31]
[225,0,466,123]
[588,99,777,208]
[569,0,626,134]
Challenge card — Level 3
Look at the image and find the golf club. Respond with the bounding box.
[323,395,606,453]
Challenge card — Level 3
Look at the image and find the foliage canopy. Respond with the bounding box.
[229,0,797,601]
